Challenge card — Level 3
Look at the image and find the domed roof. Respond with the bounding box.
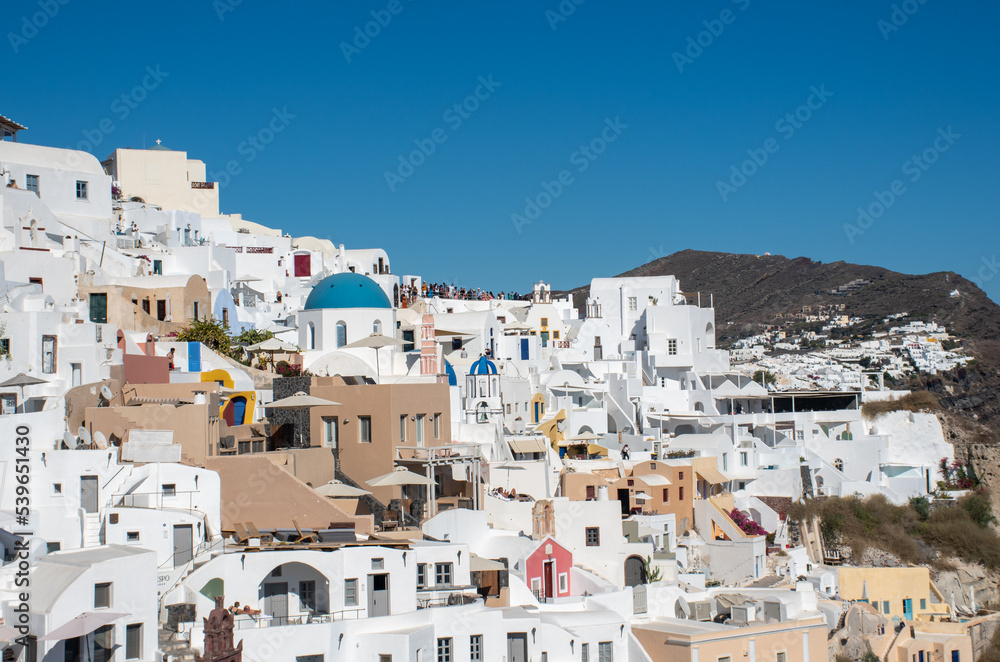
[303,272,392,310]
[469,356,497,375]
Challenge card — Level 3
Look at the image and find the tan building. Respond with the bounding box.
[84,382,222,464]
[634,616,828,662]
[79,272,210,335]
[560,458,697,532]
[102,146,220,217]
[282,377,456,506]
[839,567,950,622]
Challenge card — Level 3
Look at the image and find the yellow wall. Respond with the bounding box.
[839,567,949,621]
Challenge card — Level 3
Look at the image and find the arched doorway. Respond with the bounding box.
[624,555,647,587]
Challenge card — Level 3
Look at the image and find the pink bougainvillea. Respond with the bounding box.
[729,508,768,536]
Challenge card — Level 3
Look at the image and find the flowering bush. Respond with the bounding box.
[729,508,768,536]
[938,457,978,490]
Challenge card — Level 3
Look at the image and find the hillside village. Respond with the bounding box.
[1,118,999,662]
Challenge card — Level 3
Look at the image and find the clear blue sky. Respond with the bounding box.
[6,1,999,301]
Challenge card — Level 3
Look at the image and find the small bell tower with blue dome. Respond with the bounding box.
[465,355,502,424]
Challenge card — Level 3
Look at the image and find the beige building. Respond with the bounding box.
[634,616,828,662]
[79,272,210,335]
[839,567,950,621]
[84,382,222,464]
[290,377,458,507]
[102,146,220,217]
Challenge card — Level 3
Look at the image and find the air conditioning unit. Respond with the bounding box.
[691,601,713,621]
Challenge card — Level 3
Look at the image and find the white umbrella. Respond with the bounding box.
[343,333,406,381]
[367,467,435,487]
[265,391,341,447]
[247,338,299,352]
[315,480,371,498]
[634,492,652,501]
[39,612,128,641]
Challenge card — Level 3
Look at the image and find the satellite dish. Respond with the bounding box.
[93,431,108,448]
[100,385,114,401]
[63,431,77,448]
[78,427,92,445]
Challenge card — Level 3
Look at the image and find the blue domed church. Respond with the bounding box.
[297,272,396,352]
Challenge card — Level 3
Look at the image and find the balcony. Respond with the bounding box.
[232,608,363,629]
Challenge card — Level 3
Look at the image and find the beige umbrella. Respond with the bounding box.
[343,333,406,381]
[0,373,47,412]
[265,391,341,447]
[367,466,435,487]
[245,337,299,371]
[315,480,371,498]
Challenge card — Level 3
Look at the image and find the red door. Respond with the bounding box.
[543,561,554,599]
[294,254,311,277]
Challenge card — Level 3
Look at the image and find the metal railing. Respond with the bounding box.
[232,608,363,629]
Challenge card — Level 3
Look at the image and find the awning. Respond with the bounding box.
[470,556,507,572]
[509,438,548,454]
[696,465,729,484]
[39,612,128,641]
[633,474,671,486]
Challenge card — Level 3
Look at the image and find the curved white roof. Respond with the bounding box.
[0,141,106,175]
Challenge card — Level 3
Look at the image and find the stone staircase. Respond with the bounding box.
[82,513,102,547]
[159,626,196,662]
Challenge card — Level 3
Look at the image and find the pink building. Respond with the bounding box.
[525,537,572,601]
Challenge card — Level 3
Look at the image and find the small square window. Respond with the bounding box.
[162,484,176,496]
[435,562,453,585]
[586,527,600,546]
[126,531,140,542]
[76,180,89,200]
[372,558,384,570]
[53,483,63,494]
[95,582,112,608]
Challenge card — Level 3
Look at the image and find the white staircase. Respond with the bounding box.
[83,513,102,547]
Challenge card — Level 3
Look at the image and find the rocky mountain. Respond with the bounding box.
[559,249,1000,434]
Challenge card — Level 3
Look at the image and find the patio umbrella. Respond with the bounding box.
[245,337,299,370]
[265,391,340,447]
[343,333,406,381]
[367,467,435,487]
[39,612,128,641]
[315,480,371,498]
[634,492,652,501]
[0,373,47,412]
[562,432,604,443]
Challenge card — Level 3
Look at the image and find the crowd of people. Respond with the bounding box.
[400,282,520,304]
